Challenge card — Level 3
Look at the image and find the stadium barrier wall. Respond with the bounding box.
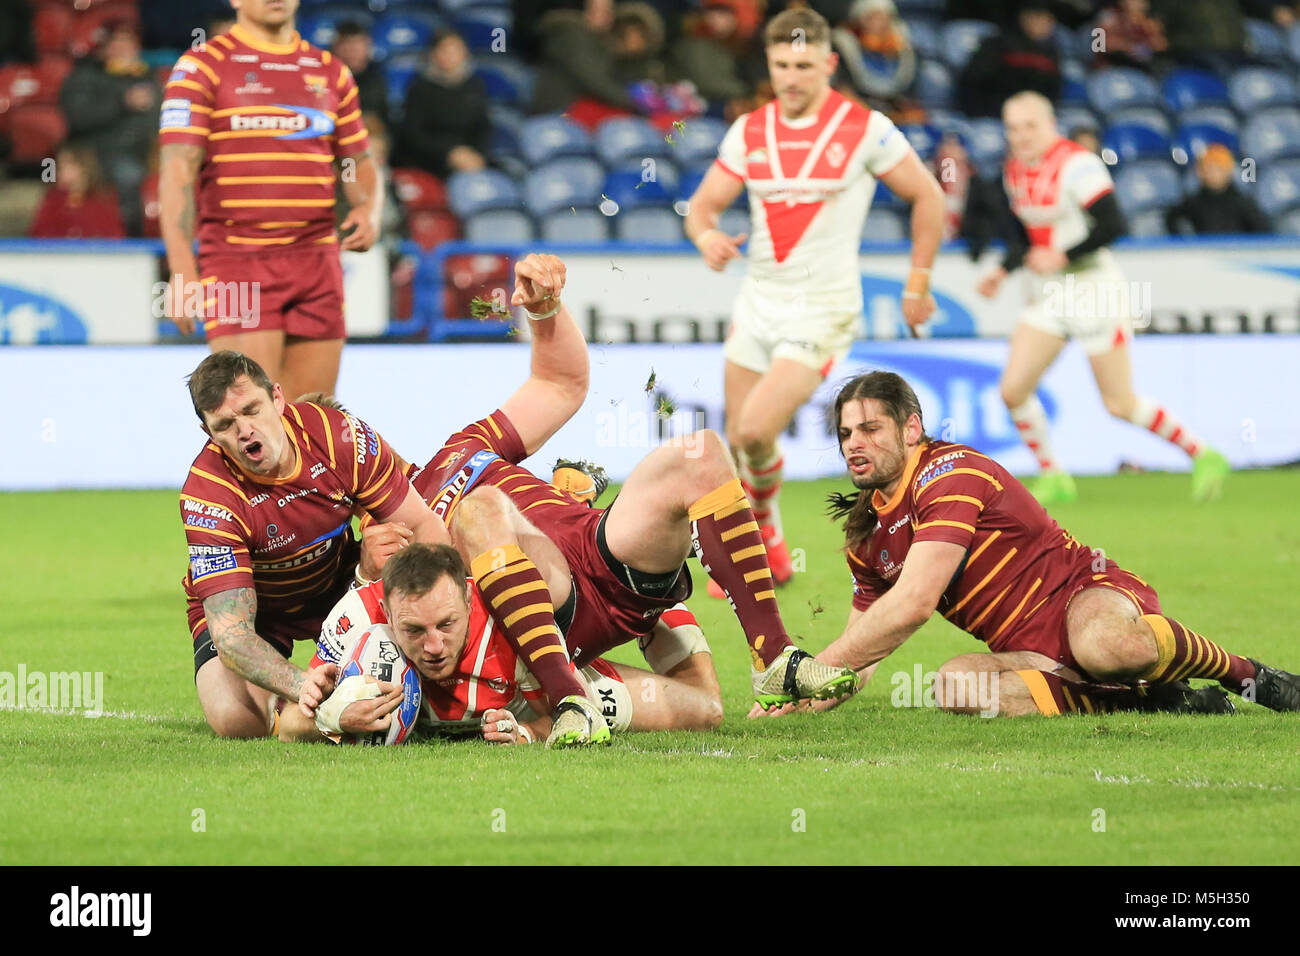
[3,336,1296,490]
[2,237,1300,343]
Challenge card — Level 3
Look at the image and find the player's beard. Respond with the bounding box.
[847,433,907,494]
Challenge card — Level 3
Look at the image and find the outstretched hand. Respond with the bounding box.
[511,253,566,312]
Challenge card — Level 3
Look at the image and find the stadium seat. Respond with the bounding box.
[490,123,521,161]
[1055,105,1099,137]
[940,20,997,71]
[1106,107,1171,136]
[899,123,943,161]
[718,208,750,237]
[670,116,728,168]
[1228,67,1298,113]
[1255,161,1300,216]
[298,10,375,49]
[1177,105,1239,133]
[384,56,421,112]
[1242,109,1300,162]
[1114,160,1182,214]
[0,64,55,112]
[602,168,672,210]
[390,168,448,211]
[1162,68,1229,112]
[873,180,904,210]
[67,3,141,59]
[474,58,535,108]
[518,114,592,166]
[895,0,944,14]
[33,4,73,56]
[595,116,671,166]
[541,208,609,243]
[611,156,678,195]
[1102,124,1171,163]
[965,117,1006,170]
[674,165,744,215]
[139,171,161,238]
[913,59,953,108]
[8,104,66,164]
[407,208,460,251]
[373,12,442,55]
[613,207,684,244]
[455,8,512,53]
[1245,18,1290,65]
[446,169,522,217]
[1127,210,1166,238]
[904,19,940,59]
[464,208,536,243]
[1275,206,1300,235]
[1173,124,1239,164]
[524,157,605,217]
[1086,68,1163,114]
[1059,59,1088,105]
[863,209,907,242]
[1291,22,1300,64]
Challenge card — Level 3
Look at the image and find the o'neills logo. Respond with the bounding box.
[231,113,308,131]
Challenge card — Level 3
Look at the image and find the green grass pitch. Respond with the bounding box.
[2,470,1298,865]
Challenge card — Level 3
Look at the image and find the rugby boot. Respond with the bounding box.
[1138,680,1236,715]
[551,458,610,507]
[1246,660,1300,712]
[1030,469,1078,507]
[1191,448,1230,503]
[545,695,613,748]
[753,646,859,710]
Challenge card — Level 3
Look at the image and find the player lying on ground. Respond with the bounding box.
[179,350,450,738]
[278,544,721,745]
[758,371,1299,718]
[392,253,858,739]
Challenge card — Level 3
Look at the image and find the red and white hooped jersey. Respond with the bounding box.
[715,89,912,308]
[1003,137,1115,252]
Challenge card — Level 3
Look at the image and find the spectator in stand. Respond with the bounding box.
[832,0,916,116]
[60,20,161,235]
[1069,124,1102,155]
[333,21,390,125]
[1151,0,1246,75]
[1165,144,1271,235]
[958,1,1061,118]
[669,0,766,119]
[29,142,126,239]
[1094,0,1168,73]
[396,30,491,178]
[1252,1,1300,29]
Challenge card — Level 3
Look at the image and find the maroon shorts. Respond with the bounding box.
[547,506,692,667]
[199,246,345,341]
[989,562,1162,675]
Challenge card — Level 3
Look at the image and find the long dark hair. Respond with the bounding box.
[825,371,930,548]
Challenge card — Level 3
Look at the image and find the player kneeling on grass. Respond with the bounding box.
[278,543,722,746]
[758,371,1300,719]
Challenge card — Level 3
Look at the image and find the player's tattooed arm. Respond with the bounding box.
[158,143,205,334]
[203,587,307,701]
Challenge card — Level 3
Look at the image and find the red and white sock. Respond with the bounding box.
[1008,397,1060,472]
[740,444,784,540]
[1127,396,1203,458]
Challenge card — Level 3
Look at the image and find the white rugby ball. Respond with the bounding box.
[338,624,422,746]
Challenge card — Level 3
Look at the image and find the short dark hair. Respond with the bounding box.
[764,7,831,49]
[825,371,931,548]
[382,544,468,604]
[334,20,369,41]
[187,350,274,424]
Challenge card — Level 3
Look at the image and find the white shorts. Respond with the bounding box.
[724,277,859,376]
[1018,254,1140,356]
[516,659,632,733]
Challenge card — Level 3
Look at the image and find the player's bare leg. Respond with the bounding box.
[935,650,1079,717]
[1088,343,1229,502]
[1000,323,1073,505]
[195,655,278,738]
[612,662,723,731]
[214,329,285,387]
[604,428,857,706]
[638,605,723,712]
[280,336,343,405]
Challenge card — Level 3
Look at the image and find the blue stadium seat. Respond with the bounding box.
[1177,105,1239,133]
[614,207,684,244]
[475,57,535,107]
[913,59,953,108]
[1086,68,1163,114]
[1173,124,1239,164]
[940,20,997,71]
[1060,59,1088,105]
[609,157,679,196]
[603,168,672,210]
[899,123,943,161]
[1228,67,1299,113]
[895,0,944,14]
[718,208,750,237]
[1245,18,1290,65]
[1114,160,1182,214]
[542,209,609,243]
[863,209,907,242]
[674,165,744,213]
[873,181,903,209]
[1256,160,1300,215]
[966,117,1006,170]
[488,103,524,136]
[1275,206,1300,235]
[1291,23,1300,64]
[518,114,592,166]
[464,208,535,243]
[440,0,508,10]
[1163,68,1229,112]
[1103,123,1171,163]
[904,19,940,59]
[446,169,522,217]
[373,12,441,54]
[456,8,511,53]
[926,109,971,140]
[670,117,728,168]
[524,158,604,217]
[1127,210,1166,238]
[1107,107,1171,136]
[595,117,671,166]
[490,123,520,160]
[1056,105,1099,138]
[384,55,421,112]
[1242,109,1300,161]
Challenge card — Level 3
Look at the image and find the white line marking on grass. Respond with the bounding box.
[0,705,177,722]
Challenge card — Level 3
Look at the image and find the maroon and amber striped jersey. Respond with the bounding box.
[158,23,368,257]
[180,402,409,647]
[847,441,1096,652]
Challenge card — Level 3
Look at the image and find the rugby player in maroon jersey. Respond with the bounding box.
[757,371,1300,719]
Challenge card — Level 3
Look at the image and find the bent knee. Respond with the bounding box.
[999,383,1031,410]
[203,702,269,738]
[1102,393,1136,420]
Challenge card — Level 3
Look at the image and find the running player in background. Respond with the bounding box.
[762,372,1298,719]
[685,6,944,593]
[279,544,721,746]
[159,0,383,400]
[980,91,1230,506]
[180,350,447,738]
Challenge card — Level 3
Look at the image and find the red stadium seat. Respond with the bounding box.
[33,4,75,56]
[139,171,160,238]
[442,252,512,319]
[406,208,459,251]
[68,3,143,59]
[390,167,447,211]
[37,56,73,99]
[0,64,55,119]
[9,104,68,164]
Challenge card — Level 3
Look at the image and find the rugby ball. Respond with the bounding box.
[338,624,422,746]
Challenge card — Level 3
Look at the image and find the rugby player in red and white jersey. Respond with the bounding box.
[276,544,721,745]
[180,350,449,738]
[159,0,382,400]
[685,7,944,593]
[979,91,1230,507]
[757,371,1299,719]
